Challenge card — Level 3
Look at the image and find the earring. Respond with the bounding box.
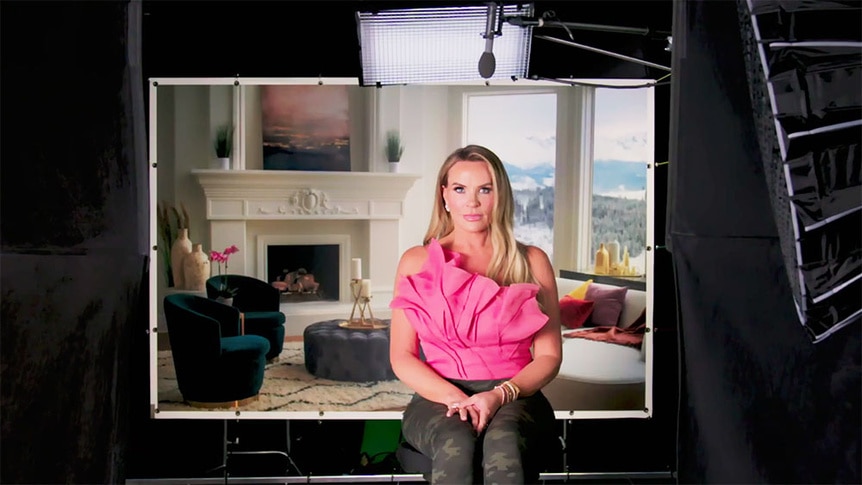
[444,204,450,212]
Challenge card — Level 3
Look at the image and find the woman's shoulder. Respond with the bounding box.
[521,243,554,275]
[521,242,551,263]
[397,244,432,276]
[520,243,555,283]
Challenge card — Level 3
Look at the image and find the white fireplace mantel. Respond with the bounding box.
[192,169,420,220]
[191,169,421,332]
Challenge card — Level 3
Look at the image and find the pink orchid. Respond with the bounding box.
[210,245,240,297]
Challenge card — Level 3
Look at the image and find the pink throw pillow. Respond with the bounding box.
[584,284,628,327]
[558,296,594,329]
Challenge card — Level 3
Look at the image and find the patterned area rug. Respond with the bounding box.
[158,342,414,412]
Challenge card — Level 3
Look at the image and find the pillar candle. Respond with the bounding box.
[360,279,371,297]
[351,258,362,280]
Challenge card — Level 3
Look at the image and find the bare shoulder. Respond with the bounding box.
[523,244,552,267]
[397,244,430,277]
[523,244,555,280]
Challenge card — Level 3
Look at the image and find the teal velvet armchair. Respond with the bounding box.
[163,293,270,406]
[205,274,286,361]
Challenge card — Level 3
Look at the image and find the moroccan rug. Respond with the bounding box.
[157,342,414,413]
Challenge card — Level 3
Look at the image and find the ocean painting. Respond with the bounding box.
[260,85,351,171]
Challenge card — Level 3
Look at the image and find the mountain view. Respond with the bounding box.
[505,159,646,195]
[505,160,647,272]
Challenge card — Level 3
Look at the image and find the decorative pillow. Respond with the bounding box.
[584,284,628,327]
[558,296,594,329]
[566,279,593,300]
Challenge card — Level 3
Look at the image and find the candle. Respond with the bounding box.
[607,240,620,266]
[360,279,371,298]
[351,258,362,280]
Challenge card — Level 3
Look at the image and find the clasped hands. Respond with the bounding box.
[445,390,503,433]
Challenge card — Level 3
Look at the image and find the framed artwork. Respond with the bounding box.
[260,85,351,171]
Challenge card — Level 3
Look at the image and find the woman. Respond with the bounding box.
[389,145,562,484]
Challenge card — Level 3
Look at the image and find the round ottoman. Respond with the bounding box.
[303,319,397,382]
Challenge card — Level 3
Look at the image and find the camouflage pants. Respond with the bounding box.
[401,378,556,485]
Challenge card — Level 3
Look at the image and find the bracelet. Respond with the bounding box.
[493,380,521,405]
[493,384,511,404]
[504,381,519,401]
[506,381,521,400]
[494,385,507,403]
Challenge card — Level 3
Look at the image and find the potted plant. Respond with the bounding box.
[384,129,404,172]
[213,124,234,169]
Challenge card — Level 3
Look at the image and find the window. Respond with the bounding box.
[466,92,557,259]
[591,87,651,275]
[462,81,653,276]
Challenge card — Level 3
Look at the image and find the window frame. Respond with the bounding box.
[459,80,653,275]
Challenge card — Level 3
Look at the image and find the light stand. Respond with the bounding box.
[534,35,671,72]
[207,419,302,481]
[503,14,672,73]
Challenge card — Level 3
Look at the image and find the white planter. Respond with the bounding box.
[388,161,400,173]
[211,157,230,170]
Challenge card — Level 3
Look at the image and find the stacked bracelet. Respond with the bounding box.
[493,380,521,405]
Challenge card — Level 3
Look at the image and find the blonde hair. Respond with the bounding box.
[423,145,535,286]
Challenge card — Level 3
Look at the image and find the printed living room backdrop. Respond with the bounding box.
[261,85,351,171]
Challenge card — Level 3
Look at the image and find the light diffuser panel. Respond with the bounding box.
[356,4,534,85]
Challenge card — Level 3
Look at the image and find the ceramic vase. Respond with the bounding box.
[170,228,192,289]
[388,161,400,173]
[183,244,210,292]
[594,243,609,275]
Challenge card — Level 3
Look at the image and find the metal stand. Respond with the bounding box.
[504,14,672,72]
[208,419,302,481]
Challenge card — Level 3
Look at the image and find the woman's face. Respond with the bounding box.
[442,160,495,234]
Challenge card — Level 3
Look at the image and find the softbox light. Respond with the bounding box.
[356,3,534,86]
[740,0,862,342]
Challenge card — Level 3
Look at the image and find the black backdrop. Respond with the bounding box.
[2,0,857,483]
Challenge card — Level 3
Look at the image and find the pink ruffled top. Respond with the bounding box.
[389,238,549,380]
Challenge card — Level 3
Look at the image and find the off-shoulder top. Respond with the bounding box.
[389,238,549,380]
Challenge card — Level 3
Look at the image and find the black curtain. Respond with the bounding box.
[0,1,148,483]
[667,0,860,483]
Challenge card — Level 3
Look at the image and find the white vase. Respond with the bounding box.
[183,244,210,292]
[389,161,400,173]
[211,157,230,170]
[170,228,192,289]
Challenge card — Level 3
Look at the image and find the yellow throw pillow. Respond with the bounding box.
[567,279,593,300]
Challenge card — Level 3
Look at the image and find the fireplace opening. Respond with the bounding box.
[267,244,339,303]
